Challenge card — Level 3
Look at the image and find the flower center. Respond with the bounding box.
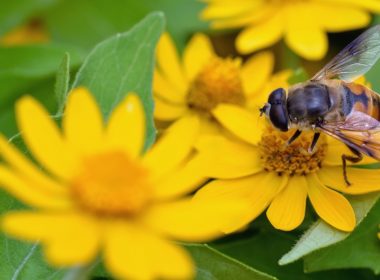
[258,126,327,175]
[71,151,152,216]
[187,57,245,111]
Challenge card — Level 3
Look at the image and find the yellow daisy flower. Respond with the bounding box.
[0,88,241,280]
[1,19,49,46]
[154,32,291,141]
[192,85,380,233]
[201,0,380,60]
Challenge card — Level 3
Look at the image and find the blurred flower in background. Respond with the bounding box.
[0,19,49,46]
[201,0,380,60]
[0,88,243,280]
[154,32,290,142]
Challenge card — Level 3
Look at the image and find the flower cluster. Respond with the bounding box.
[2,2,380,280]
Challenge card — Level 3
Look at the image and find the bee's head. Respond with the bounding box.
[260,88,289,132]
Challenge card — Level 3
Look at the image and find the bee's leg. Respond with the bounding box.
[308,132,321,153]
[341,146,363,186]
[287,129,302,145]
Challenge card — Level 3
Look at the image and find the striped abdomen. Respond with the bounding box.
[343,82,380,121]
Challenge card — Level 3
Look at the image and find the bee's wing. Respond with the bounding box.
[312,25,380,82]
[319,111,380,160]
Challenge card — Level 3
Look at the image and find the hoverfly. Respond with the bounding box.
[260,25,380,185]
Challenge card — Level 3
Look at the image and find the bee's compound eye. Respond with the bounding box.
[268,88,289,131]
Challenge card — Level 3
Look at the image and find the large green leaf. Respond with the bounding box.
[303,198,380,274]
[43,0,206,51]
[279,194,379,265]
[186,244,277,280]
[71,12,165,146]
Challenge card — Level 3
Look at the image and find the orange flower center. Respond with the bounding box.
[258,126,327,175]
[71,151,152,216]
[187,57,245,111]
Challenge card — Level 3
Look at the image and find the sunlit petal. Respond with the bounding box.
[104,221,193,280]
[267,176,308,231]
[183,33,215,82]
[194,135,263,178]
[63,87,104,156]
[212,104,264,145]
[143,115,199,180]
[317,166,380,194]
[194,173,288,233]
[2,212,100,266]
[306,173,355,232]
[106,94,145,158]
[16,96,76,180]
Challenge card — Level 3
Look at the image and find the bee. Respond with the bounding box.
[260,25,380,185]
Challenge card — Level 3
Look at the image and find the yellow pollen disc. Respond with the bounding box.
[71,151,152,216]
[258,126,327,176]
[187,57,245,111]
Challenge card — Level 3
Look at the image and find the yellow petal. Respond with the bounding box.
[194,135,263,178]
[0,165,71,209]
[143,115,199,180]
[313,3,370,32]
[317,166,380,194]
[209,4,276,29]
[236,12,283,54]
[104,221,194,280]
[183,33,215,82]
[323,137,376,166]
[266,176,308,231]
[284,4,327,60]
[212,104,264,145]
[16,96,76,180]
[327,0,380,13]
[142,198,247,241]
[153,155,208,200]
[153,96,188,121]
[156,33,187,91]
[106,94,145,158]
[201,1,261,19]
[2,212,100,266]
[241,51,274,95]
[0,135,65,195]
[306,173,355,232]
[194,172,288,233]
[63,87,104,156]
[154,70,186,104]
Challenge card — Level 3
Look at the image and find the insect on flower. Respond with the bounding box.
[261,25,380,185]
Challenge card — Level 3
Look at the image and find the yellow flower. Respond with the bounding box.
[201,0,380,60]
[0,19,49,46]
[192,83,380,233]
[154,32,290,141]
[0,88,240,279]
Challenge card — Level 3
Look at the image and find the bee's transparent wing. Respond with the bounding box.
[319,111,380,160]
[312,25,380,82]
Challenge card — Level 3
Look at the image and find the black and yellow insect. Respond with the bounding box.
[260,25,380,185]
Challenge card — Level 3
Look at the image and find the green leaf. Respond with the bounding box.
[44,0,206,51]
[71,12,165,147]
[185,244,277,280]
[0,0,58,35]
[212,215,377,280]
[279,194,379,266]
[0,188,68,279]
[303,197,380,274]
[288,68,309,85]
[54,52,70,115]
